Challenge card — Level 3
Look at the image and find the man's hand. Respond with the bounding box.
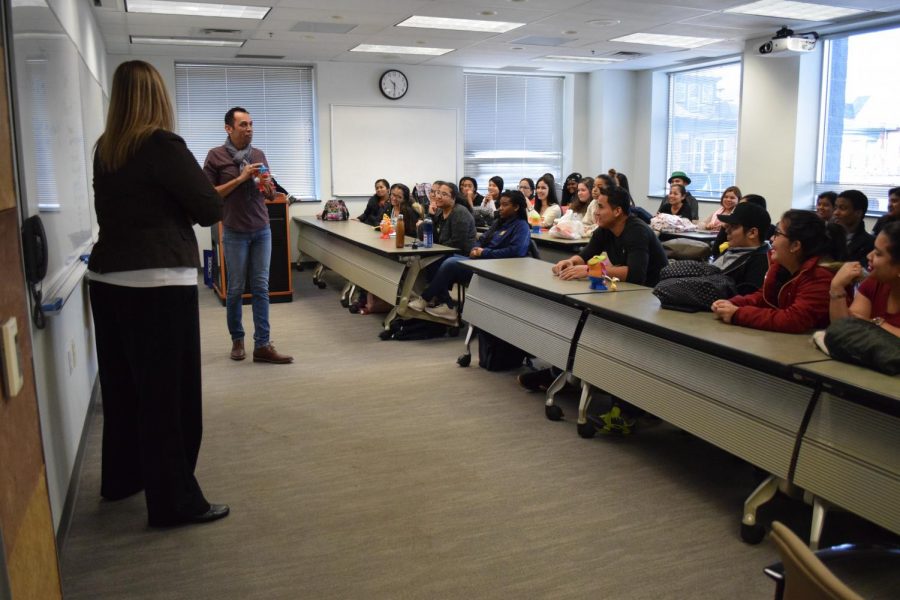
[240,162,261,182]
[469,247,484,258]
[552,258,574,276]
[559,264,589,280]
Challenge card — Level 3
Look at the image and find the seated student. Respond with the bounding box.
[534,174,562,228]
[387,183,420,231]
[658,183,693,220]
[711,210,844,333]
[816,191,837,222]
[712,202,771,294]
[518,178,535,207]
[408,189,531,320]
[582,174,614,230]
[561,172,582,207]
[872,186,899,236]
[833,189,875,266]
[419,181,476,256]
[712,193,772,257]
[553,185,669,287]
[608,168,629,192]
[829,221,900,336]
[657,171,699,220]
[566,176,594,220]
[357,178,390,225]
[459,176,484,209]
[481,176,503,212]
[702,186,742,230]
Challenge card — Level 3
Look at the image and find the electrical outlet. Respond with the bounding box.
[1,317,24,398]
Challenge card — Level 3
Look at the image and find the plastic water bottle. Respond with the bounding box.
[256,164,270,193]
[423,217,433,248]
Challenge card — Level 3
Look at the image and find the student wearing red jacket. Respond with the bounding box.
[712,210,845,333]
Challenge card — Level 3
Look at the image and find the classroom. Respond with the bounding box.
[0,0,898,598]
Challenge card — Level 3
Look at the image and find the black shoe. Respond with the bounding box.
[517,368,555,392]
[149,504,230,528]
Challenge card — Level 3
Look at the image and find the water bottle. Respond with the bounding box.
[395,214,405,248]
[423,217,434,248]
[256,164,270,193]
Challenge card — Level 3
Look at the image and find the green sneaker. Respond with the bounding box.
[594,406,635,436]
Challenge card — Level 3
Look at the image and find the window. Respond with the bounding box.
[464,73,563,189]
[817,26,900,214]
[174,64,317,199]
[666,62,741,199]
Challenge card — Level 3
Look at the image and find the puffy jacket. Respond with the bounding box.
[728,253,835,333]
[477,217,531,259]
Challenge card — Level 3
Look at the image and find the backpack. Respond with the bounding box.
[652,273,737,312]
[477,330,527,371]
[321,199,349,221]
[380,317,450,341]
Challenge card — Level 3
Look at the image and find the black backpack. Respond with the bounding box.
[380,318,450,341]
[477,330,527,371]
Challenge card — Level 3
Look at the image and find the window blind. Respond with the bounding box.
[464,73,563,189]
[174,63,317,199]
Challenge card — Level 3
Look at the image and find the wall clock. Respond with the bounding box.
[379,69,408,100]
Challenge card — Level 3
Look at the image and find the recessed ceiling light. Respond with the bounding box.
[611,33,721,48]
[125,1,270,19]
[587,19,621,27]
[537,55,626,64]
[351,43,453,56]
[397,15,525,33]
[725,0,865,21]
[130,35,245,47]
[11,0,47,7]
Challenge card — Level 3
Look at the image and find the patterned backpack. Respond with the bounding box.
[321,199,349,221]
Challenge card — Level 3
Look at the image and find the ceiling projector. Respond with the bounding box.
[759,27,818,56]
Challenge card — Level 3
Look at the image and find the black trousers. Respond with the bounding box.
[89,281,210,525]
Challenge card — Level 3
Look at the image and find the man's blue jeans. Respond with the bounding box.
[223,226,271,347]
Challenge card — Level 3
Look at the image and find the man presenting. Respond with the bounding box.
[204,107,292,364]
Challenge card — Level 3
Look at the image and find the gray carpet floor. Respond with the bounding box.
[58,269,888,599]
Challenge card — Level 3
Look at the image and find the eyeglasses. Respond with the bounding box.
[435,191,451,198]
[772,229,786,238]
[518,185,531,191]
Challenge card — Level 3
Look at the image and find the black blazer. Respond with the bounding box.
[90,130,223,273]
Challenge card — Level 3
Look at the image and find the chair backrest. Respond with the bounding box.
[769,522,864,600]
[527,239,541,260]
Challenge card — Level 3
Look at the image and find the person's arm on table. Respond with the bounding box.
[829,262,864,322]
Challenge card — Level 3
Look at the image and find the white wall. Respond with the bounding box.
[28,0,107,530]
[587,70,637,180]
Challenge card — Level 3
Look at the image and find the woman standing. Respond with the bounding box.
[703,185,742,230]
[358,178,390,225]
[89,61,227,527]
[534,174,562,228]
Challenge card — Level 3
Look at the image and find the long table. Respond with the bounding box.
[294,217,457,326]
[459,257,899,545]
[529,232,588,264]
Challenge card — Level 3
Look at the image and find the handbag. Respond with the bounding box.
[823,317,900,375]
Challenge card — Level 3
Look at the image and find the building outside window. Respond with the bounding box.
[666,62,741,199]
[817,26,900,214]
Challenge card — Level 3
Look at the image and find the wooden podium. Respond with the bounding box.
[210,194,293,305]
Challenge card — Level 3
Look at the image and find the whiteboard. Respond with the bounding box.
[330,105,457,197]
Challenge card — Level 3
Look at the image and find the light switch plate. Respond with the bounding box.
[1,317,24,398]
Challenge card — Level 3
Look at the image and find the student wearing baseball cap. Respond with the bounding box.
[714,202,772,294]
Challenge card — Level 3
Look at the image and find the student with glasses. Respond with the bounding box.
[417,181,476,257]
[712,210,845,333]
[518,178,535,206]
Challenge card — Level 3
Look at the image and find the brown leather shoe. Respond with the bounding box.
[230,339,245,361]
[253,343,293,364]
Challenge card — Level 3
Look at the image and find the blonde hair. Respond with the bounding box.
[96,60,174,172]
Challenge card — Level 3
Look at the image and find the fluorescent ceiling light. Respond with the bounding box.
[397,15,524,33]
[126,1,270,19]
[537,55,625,64]
[130,35,245,47]
[351,44,453,56]
[611,33,721,48]
[11,0,48,7]
[725,0,865,21]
